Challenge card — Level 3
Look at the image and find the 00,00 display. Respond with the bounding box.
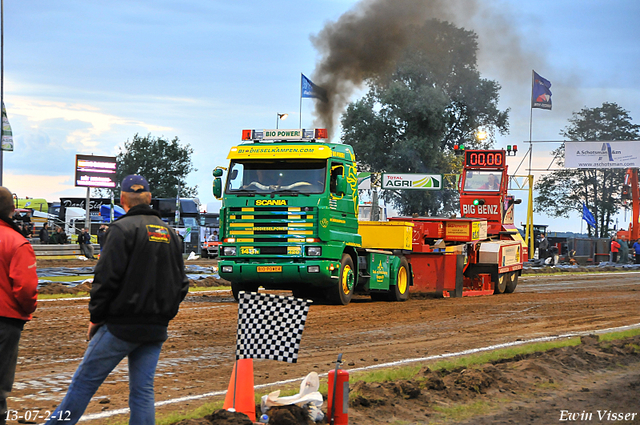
[465,151,504,168]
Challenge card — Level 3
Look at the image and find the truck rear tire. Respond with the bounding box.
[231,281,259,302]
[505,272,519,293]
[329,254,355,305]
[388,257,410,301]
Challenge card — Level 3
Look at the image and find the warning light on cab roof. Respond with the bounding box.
[241,129,253,141]
[315,128,328,139]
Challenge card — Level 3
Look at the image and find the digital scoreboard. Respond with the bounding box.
[75,154,117,188]
[464,150,505,168]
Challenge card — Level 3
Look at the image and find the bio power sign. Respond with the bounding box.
[382,173,442,190]
[564,141,640,169]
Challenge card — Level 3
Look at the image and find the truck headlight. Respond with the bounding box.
[221,265,233,273]
[223,246,237,256]
[307,265,320,273]
[306,246,322,256]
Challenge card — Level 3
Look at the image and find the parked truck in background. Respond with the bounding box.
[213,129,526,304]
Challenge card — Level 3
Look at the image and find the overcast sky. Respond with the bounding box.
[2,0,639,233]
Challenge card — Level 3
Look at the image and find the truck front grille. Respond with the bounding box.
[226,206,316,244]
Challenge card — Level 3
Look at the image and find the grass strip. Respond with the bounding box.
[38,292,90,300]
[38,275,93,282]
[37,286,230,300]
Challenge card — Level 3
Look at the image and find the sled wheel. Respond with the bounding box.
[330,254,355,305]
[505,272,519,293]
[494,273,507,294]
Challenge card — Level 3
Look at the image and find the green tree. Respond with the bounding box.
[341,20,509,216]
[534,102,640,237]
[115,134,197,198]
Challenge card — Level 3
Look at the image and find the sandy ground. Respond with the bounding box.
[8,262,640,424]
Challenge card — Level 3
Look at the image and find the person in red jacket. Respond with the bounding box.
[610,236,621,263]
[0,187,38,424]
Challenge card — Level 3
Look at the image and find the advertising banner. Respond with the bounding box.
[564,141,640,168]
[381,173,442,190]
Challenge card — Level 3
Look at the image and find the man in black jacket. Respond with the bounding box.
[46,175,189,425]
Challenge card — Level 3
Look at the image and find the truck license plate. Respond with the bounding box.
[257,266,282,273]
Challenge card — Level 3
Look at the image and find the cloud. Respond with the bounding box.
[8,97,172,150]
[3,172,82,200]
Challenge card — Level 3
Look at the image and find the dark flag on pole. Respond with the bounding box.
[582,203,596,228]
[532,71,552,110]
[301,74,328,103]
[235,292,311,363]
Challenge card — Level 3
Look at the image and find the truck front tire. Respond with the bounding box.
[330,254,355,305]
[231,281,259,302]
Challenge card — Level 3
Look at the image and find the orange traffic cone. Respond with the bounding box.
[223,358,256,420]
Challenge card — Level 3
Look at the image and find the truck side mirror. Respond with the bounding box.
[213,178,222,199]
[212,168,224,177]
[336,175,347,196]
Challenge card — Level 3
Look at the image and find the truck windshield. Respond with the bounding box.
[226,160,326,194]
[463,170,502,191]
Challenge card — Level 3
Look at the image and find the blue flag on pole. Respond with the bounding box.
[582,203,596,228]
[532,71,552,110]
[301,74,328,102]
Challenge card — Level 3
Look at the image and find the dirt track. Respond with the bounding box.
[9,267,640,424]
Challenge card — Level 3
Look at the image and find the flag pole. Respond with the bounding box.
[527,70,535,256]
[299,74,303,128]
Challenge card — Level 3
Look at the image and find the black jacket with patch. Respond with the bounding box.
[89,204,189,326]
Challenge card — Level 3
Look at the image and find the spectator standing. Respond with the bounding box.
[538,233,549,261]
[610,236,621,263]
[46,175,189,425]
[77,228,95,259]
[633,239,640,264]
[97,225,108,251]
[0,187,38,424]
[39,223,51,244]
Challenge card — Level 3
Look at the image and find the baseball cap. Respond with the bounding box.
[121,175,150,193]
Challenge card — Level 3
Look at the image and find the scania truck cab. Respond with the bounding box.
[213,129,410,305]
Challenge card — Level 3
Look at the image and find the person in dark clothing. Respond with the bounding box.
[0,187,38,425]
[39,223,50,244]
[55,227,68,244]
[538,233,549,262]
[96,225,108,251]
[46,175,189,425]
[77,228,95,259]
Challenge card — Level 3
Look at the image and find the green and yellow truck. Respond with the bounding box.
[213,128,411,305]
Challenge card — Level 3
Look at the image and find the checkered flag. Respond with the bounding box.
[235,292,311,363]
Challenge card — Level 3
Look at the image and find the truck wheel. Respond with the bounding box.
[231,281,259,302]
[292,287,315,300]
[494,273,507,294]
[330,254,355,305]
[388,257,410,302]
[505,272,519,293]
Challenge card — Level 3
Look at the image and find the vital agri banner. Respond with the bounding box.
[564,141,640,169]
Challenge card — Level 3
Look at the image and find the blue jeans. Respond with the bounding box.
[46,326,164,425]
